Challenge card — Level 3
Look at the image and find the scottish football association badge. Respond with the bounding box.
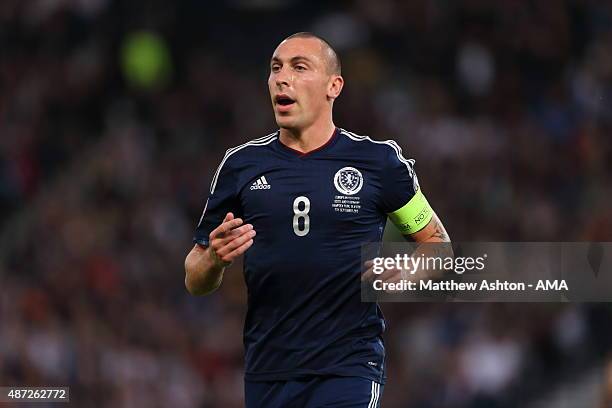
[334,167,363,195]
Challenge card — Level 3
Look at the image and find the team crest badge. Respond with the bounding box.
[334,167,363,195]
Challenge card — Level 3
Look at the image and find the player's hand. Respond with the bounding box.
[361,260,408,293]
[361,259,404,284]
[208,212,256,268]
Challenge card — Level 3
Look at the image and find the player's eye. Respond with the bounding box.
[294,64,307,72]
[271,64,281,72]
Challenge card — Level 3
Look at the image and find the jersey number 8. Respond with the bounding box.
[292,196,310,236]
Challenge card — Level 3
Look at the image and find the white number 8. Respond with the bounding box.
[293,196,310,236]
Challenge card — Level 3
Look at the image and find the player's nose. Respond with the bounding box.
[274,69,291,87]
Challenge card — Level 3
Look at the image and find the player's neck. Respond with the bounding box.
[279,120,337,154]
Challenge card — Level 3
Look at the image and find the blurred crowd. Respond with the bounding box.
[1,0,611,407]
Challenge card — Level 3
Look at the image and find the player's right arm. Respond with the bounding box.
[185,212,256,296]
[186,149,252,296]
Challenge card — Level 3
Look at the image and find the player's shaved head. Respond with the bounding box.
[269,31,345,131]
[281,32,341,75]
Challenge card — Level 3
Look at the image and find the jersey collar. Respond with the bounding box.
[276,128,340,158]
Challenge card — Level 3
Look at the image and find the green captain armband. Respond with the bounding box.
[387,189,434,234]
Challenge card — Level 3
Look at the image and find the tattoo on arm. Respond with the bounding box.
[431,218,450,242]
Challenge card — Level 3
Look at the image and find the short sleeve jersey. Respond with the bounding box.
[194,128,432,383]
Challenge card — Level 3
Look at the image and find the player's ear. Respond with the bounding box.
[327,75,344,100]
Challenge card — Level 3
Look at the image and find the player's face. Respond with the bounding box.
[268,38,334,130]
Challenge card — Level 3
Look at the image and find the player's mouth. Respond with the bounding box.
[275,94,296,112]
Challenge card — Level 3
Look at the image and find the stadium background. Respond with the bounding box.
[1,0,611,407]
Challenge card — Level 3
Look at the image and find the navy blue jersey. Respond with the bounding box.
[193,128,421,384]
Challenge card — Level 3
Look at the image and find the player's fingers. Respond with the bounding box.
[219,218,243,234]
[223,212,234,223]
[220,238,254,263]
[213,226,254,250]
[217,224,254,244]
[210,217,244,240]
[217,230,256,260]
[361,262,376,282]
[383,267,404,284]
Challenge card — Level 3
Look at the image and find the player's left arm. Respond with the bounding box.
[372,144,452,282]
[407,212,450,243]
[382,155,450,244]
[378,209,452,283]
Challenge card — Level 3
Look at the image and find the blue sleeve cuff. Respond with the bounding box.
[193,231,210,247]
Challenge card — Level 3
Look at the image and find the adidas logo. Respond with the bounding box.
[250,176,271,190]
